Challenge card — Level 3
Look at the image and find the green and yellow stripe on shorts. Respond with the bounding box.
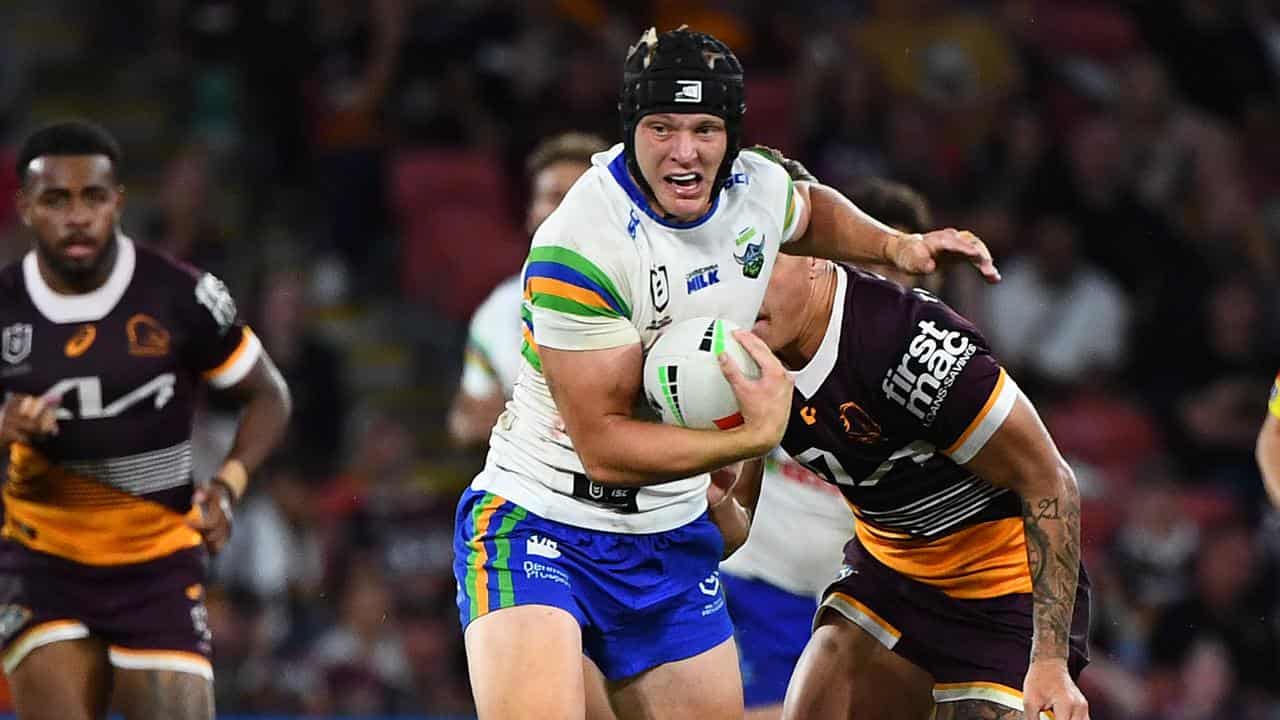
[461,492,529,622]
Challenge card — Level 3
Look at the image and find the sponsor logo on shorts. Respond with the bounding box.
[882,320,976,426]
[526,535,561,560]
[699,571,721,597]
[699,572,725,616]
[523,561,570,587]
[190,604,212,645]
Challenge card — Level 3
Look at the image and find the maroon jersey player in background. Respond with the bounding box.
[0,120,291,720]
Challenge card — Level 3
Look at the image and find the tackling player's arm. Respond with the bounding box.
[1256,374,1280,508]
[962,394,1089,720]
[448,284,516,448]
[448,328,505,449]
[743,145,998,282]
[786,183,999,282]
[190,352,292,553]
[706,456,764,558]
[448,390,505,448]
[539,331,790,488]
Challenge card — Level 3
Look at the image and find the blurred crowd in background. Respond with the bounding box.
[1,0,1280,717]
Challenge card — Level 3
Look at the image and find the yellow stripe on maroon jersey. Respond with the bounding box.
[943,369,1019,465]
[202,327,262,389]
[855,516,1031,599]
[4,444,201,566]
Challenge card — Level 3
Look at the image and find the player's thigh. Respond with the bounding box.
[782,610,933,720]
[932,700,1023,720]
[466,604,588,720]
[608,636,743,720]
[745,705,783,720]
[6,636,111,720]
[111,667,214,720]
[585,655,619,720]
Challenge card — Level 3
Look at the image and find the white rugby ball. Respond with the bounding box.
[643,317,761,429]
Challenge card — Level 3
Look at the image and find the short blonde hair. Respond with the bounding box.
[525,132,610,177]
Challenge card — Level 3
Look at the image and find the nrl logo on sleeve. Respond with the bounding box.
[195,273,237,333]
[2,323,32,364]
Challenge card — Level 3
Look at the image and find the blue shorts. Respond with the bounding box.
[453,487,734,681]
[723,571,817,707]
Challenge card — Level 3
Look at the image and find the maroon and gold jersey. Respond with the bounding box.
[0,235,260,566]
[780,265,1024,599]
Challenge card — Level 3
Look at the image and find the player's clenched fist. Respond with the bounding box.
[0,393,59,446]
[720,329,793,456]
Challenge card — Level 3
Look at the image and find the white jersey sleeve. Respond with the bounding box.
[524,209,640,353]
[737,148,806,244]
[460,274,524,400]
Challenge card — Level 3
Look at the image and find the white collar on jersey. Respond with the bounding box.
[791,265,847,399]
[23,233,137,324]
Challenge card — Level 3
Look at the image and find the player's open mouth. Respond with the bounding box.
[60,238,98,259]
[664,172,703,198]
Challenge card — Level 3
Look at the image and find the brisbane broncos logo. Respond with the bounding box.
[734,241,764,279]
[839,401,882,444]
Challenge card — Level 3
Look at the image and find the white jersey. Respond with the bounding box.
[475,144,805,533]
[720,448,854,597]
[460,274,523,400]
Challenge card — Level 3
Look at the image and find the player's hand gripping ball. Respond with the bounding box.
[643,317,761,429]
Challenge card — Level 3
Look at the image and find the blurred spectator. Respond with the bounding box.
[1117,54,1242,240]
[1131,0,1277,123]
[322,408,455,612]
[796,41,889,192]
[1170,277,1279,499]
[214,461,326,646]
[1043,383,1163,497]
[1147,523,1280,709]
[1109,474,1200,615]
[305,563,414,715]
[985,214,1130,393]
[399,601,474,713]
[252,265,349,476]
[308,0,408,292]
[853,0,1021,122]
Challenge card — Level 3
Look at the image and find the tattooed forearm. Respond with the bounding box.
[1021,481,1081,662]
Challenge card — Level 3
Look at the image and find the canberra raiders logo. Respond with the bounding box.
[734,241,764,279]
[732,226,764,279]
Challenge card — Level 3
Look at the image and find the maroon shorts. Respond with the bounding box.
[819,536,1090,712]
[0,540,212,679]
